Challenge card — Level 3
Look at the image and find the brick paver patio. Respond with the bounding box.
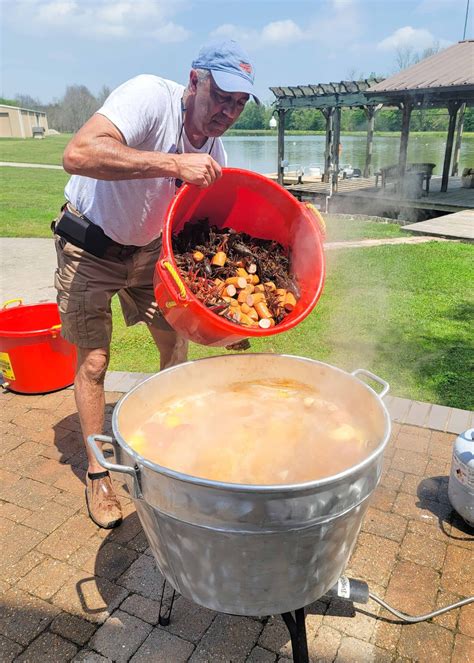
[1,386,473,662]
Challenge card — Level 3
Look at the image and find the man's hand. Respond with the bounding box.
[145,300,159,325]
[225,339,251,351]
[176,153,222,188]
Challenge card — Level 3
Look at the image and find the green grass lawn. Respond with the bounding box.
[0,167,69,236]
[110,241,473,411]
[324,214,403,241]
[0,135,73,165]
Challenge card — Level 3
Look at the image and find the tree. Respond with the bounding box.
[57,85,99,132]
[0,97,19,107]
[96,85,112,107]
[340,108,367,132]
[463,107,474,132]
[416,42,440,62]
[45,101,65,132]
[233,102,267,130]
[395,41,440,71]
[14,94,43,110]
[286,109,325,131]
[375,108,402,131]
[395,46,416,71]
[411,107,449,132]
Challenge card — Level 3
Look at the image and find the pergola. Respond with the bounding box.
[271,40,474,192]
[270,79,384,186]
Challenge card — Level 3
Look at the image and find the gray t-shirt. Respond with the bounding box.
[64,75,227,246]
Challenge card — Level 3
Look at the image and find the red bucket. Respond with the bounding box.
[0,299,77,394]
[154,168,325,347]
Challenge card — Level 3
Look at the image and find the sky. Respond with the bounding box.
[1,0,471,106]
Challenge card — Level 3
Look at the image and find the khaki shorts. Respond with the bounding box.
[54,232,173,349]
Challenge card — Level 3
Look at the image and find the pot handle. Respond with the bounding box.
[351,369,389,398]
[86,434,142,498]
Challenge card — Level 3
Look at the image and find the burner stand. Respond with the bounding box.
[158,580,311,663]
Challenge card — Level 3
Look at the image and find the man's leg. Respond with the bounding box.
[75,345,122,528]
[149,326,189,370]
[75,346,109,472]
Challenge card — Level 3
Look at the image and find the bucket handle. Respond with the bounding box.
[302,203,326,236]
[50,323,61,338]
[86,434,142,498]
[157,259,190,304]
[351,369,389,398]
[2,298,23,309]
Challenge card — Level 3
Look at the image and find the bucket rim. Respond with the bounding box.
[0,301,62,338]
[112,353,392,494]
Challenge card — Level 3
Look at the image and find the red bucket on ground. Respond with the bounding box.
[0,299,77,394]
[154,168,325,347]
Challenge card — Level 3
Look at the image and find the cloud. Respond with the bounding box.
[377,26,450,51]
[151,22,191,43]
[332,0,356,10]
[4,0,191,41]
[210,23,260,44]
[37,0,76,24]
[261,20,307,44]
[211,20,308,46]
[210,0,361,51]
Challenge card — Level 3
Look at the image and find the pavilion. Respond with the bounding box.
[270,40,474,194]
[366,40,474,193]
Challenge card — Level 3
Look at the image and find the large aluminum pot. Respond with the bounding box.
[88,354,391,616]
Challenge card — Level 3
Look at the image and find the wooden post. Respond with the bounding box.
[451,103,466,177]
[332,106,341,191]
[398,101,412,196]
[441,102,459,192]
[363,105,381,178]
[277,109,285,185]
[322,108,334,183]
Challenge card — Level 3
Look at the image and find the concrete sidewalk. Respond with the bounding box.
[0,162,63,170]
[1,385,473,662]
[0,238,57,304]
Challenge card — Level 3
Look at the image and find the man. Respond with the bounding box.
[55,40,259,529]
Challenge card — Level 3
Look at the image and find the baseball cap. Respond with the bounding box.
[192,39,260,104]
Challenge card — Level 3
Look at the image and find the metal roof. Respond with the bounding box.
[368,40,474,94]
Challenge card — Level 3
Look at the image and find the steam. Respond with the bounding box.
[321,211,392,376]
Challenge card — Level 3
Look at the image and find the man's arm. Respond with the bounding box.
[63,114,221,187]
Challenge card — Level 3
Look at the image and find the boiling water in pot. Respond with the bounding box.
[127,378,381,485]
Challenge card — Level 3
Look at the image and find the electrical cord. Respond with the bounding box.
[368,592,474,624]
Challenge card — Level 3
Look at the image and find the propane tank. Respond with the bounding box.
[448,428,474,527]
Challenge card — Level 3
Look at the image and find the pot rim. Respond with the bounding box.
[112,353,392,493]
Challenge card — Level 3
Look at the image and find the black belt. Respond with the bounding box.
[53,203,140,258]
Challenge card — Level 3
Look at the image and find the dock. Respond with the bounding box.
[401,209,474,241]
[265,174,474,216]
[335,177,474,214]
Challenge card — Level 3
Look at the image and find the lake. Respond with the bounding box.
[221,133,474,177]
